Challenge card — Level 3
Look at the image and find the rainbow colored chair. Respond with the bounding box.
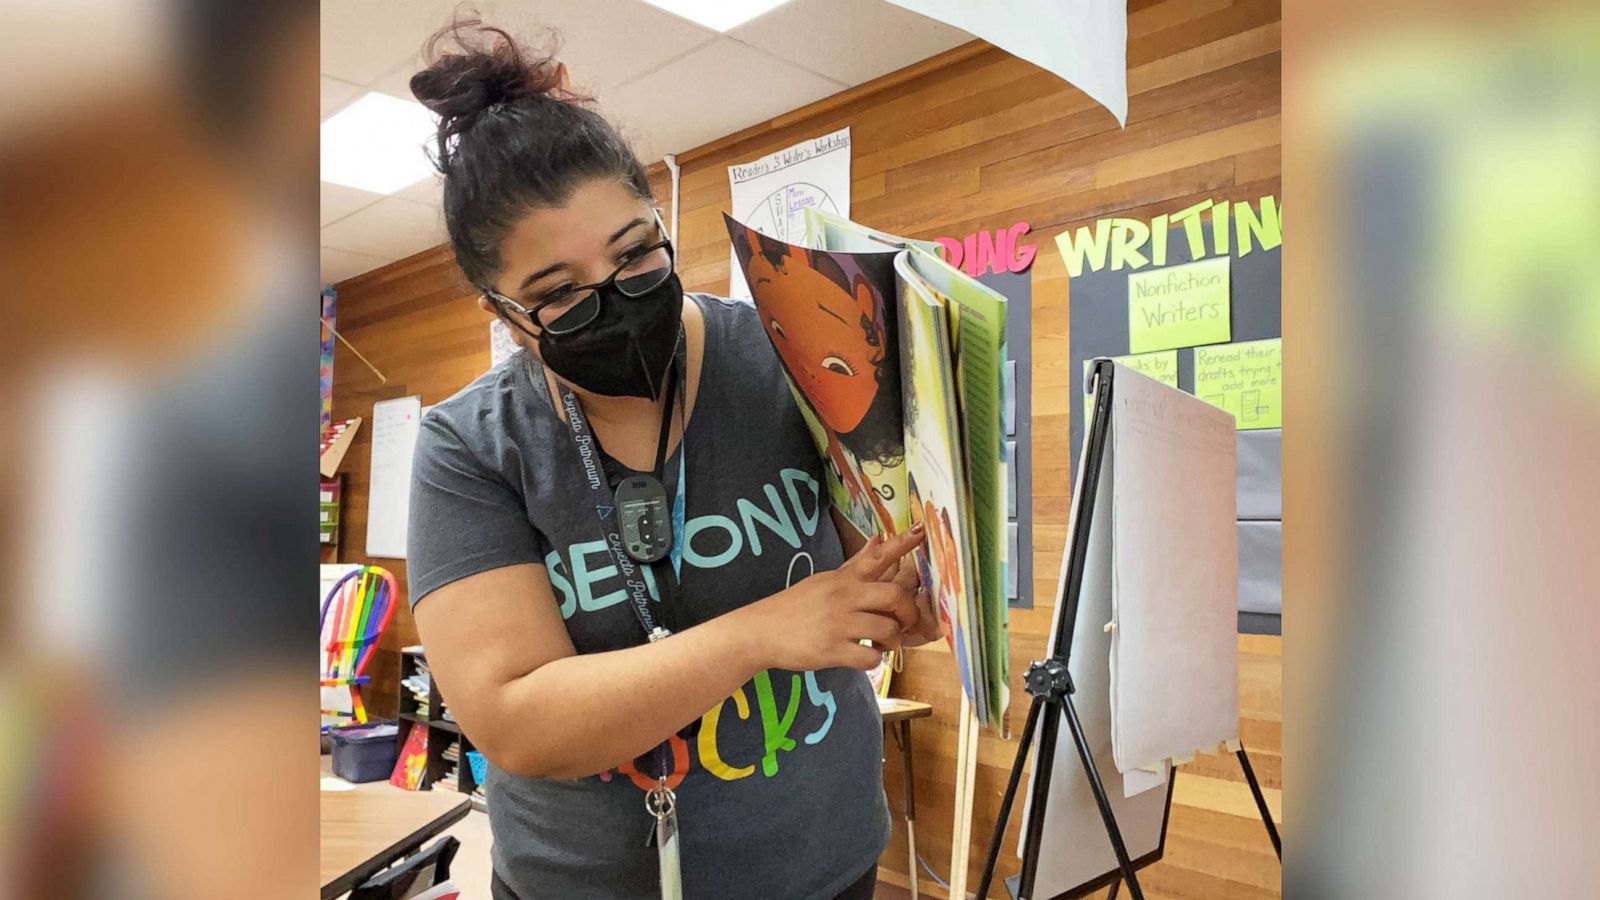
[320,565,398,727]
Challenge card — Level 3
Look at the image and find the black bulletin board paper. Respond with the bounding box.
[1066,212,1282,634]
[981,269,1034,609]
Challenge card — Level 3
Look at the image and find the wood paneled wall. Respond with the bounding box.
[328,0,1280,895]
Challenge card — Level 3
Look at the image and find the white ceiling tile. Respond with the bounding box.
[321,247,392,284]
[729,0,970,85]
[318,0,972,175]
[486,0,717,96]
[321,76,363,119]
[396,173,445,210]
[333,0,716,103]
[320,196,446,259]
[368,60,424,102]
[600,38,845,162]
[320,0,454,85]
[321,181,384,227]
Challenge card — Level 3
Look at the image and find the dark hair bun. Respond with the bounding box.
[410,16,587,161]
[411,14,650,289]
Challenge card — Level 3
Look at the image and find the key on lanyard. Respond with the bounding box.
[645,777,682,900]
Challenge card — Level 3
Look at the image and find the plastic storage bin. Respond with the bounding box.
[466,750,487,786]
[331,721,399,783]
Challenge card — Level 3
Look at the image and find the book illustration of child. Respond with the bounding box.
[907,476,955,650]
[734,228,906,536]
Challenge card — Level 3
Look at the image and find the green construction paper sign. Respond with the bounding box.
[1083,350,1179,417]
[1127,256,1232,353]
[1194,338,1282,429]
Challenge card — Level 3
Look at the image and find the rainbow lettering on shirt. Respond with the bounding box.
[601,665,842,790]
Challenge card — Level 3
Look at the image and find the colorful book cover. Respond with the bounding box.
[867,650,896,698]
[903,247,1012,723]
[726,214,910,542]
[390,721,429,790]
[895,256,988,724]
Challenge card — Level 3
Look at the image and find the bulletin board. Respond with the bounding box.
[1066,198,1283,634]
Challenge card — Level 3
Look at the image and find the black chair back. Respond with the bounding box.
[348,835,460,900]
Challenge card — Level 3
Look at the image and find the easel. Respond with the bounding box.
[974,359,1282,900]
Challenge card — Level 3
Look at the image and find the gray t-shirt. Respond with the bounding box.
[408,294,890,899]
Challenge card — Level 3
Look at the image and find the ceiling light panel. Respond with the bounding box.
[635,0,793,32]
[320,92,438,194]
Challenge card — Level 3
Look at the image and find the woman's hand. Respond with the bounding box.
[745,525,927,672]
[879,544,943,649]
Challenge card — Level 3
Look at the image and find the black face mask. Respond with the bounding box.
[523,271,684,399]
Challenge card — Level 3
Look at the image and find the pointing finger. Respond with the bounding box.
[846,523,926,581]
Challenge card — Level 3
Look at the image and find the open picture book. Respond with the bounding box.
[724,209,1011,728]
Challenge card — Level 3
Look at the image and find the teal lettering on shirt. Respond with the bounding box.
[546,549,577,620]
[571,539,626,612]
[737,483,802,556]
[802,671,837,745]
[781,468,822,537]
[684,514,742,568]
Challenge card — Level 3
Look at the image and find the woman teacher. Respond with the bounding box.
[405,19,942,900]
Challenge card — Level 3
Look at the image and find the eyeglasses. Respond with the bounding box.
[485,210,676,337]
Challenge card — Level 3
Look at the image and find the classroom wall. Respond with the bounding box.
[327,0,1281,895]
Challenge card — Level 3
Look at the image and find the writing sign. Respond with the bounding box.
[1194,338,1282,430]
[1054,196,1281,278]
[1127,256,1231,353]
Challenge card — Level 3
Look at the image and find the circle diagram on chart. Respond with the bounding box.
[738,182,840,244]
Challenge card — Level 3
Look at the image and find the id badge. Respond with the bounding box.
[647,778,683,900]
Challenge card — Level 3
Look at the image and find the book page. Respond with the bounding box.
[905,247,1012,721]
[803,206,943,257]
[895,257,988,723]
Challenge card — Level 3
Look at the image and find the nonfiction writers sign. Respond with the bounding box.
[1127,256,1231,353]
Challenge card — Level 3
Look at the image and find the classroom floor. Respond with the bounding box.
[320,756,912,899]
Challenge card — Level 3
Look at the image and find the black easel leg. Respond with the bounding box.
[1016,699,1063,899]
[1235,747,1281,860]
[976,696,1044,900]
[1060,693,1145,900]
[1106,878,1121,900]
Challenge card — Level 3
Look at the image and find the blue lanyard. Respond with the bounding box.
[669,453,685,577]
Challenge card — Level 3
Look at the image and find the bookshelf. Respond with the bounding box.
[397,647,486,811]
[318,474,343,559]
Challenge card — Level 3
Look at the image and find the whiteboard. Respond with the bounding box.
[1109,365,1239,785]
[1017,402,1169,896]
[365,395,421,559]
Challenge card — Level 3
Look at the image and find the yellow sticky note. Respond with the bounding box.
[1194,338,1282,430]
[1127,256,1231,353]
[1115,350,1178,388]
[1083,351,1178,419]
